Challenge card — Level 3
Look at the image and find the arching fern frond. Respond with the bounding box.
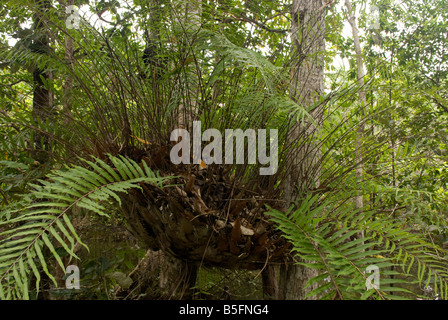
[268,193,448,300]
[0,155,173,300]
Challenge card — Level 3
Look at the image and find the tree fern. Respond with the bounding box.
[0,154,173,299]
[268,193,448,300]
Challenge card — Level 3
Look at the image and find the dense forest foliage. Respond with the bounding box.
[1,0,448,300]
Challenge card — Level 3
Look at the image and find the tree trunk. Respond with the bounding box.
[173,0,202,130]
[262,265,279,300]
[115,250,198,300]
[120,1,203,298]
[61,0,75,126]
[345,0,366,215]
[278,0,326,300]
[345,0,368,245]
[31,0,53,164]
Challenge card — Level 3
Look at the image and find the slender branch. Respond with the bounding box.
[217,13,289,34]
[0,80,27,88]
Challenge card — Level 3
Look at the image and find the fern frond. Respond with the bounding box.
[268,193,448,300]
[0,154,173,299]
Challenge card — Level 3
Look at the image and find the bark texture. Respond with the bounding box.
[279,0,326,300]
[345,0,366,212]
[262,265,279,300]
[32,0,53,164]
[115,250,198,300]
[62,0,75,126]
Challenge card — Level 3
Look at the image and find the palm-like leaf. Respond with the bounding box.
[0,154,173,299]
[268,193,448,300]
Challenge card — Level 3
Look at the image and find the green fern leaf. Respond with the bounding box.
[0,154,174,299]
